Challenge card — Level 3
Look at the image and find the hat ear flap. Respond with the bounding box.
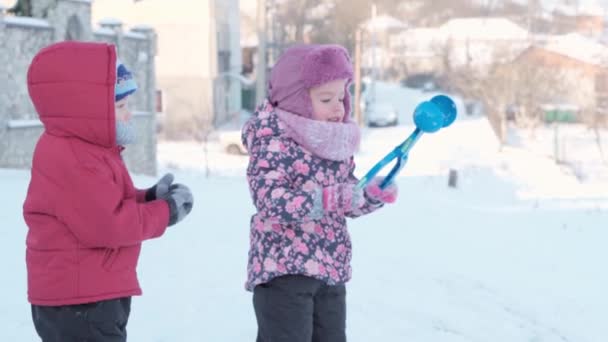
[342,83,352,122]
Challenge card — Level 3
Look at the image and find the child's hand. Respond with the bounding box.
[322,183,365,214]
[146,173,174,201]
[164,184,194,226]
[364,177,398,204]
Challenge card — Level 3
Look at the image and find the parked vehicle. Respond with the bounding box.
[218,130,247,155]
[365,102,399,127]
[217,109,252,155]
[400,73,438,92]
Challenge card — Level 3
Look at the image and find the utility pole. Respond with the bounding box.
[370,3,377,107]
[527,0,532,34]
[256,0,267,105]
[354,28,363,126]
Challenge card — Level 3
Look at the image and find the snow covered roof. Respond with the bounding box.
[552,2,605,16]
[131,24,155,31]
[1,16,51,29]
[390,28,442,50]
[439,17,529,41]
[7,119,43,129]
[124,31,147,40]
[396,27,441,40]
[98,17,123,27]
[507,0,605,17]
[540,103,580,111]
[64,0,92,4]
[362,14,407,31]
[94,27,116,36]
[541,33,608,66]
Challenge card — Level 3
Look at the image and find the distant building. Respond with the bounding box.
[515,33,608,124]
[390,27,443,76]
[92,0,243,139]
[438,17,530,71]
[391,17,531,77]
[360,14,407,79]
[551,3,605,38]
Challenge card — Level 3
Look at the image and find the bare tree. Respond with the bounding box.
[272,0,321,44]
[311,0,369,52]
[399,0,487,26]
[593,71,608,162]
[442,44,569,145]
[271,0,405,54]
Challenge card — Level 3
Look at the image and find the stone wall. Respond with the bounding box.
[0,0,159,175]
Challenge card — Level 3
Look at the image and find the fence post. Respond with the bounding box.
[448,169,458,188]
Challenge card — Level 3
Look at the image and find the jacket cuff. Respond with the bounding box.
[145,186,156,202]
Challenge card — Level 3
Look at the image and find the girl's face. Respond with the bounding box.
[309,79,347,122]
[115,97,132,123]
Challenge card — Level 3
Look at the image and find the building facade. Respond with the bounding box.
[92,0,243,139]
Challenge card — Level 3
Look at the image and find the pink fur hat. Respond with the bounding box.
[268,44,354,121]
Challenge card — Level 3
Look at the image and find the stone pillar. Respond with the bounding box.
[131,25,157,114]
[0,5,5,144]
[130,25,158,176]
[32,0,93,42]
[0,4,5,30]
[98,17,123,49]
[31,0,56,19]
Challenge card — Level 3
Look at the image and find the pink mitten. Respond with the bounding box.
[365,177,398,204]
[322,183,365,214]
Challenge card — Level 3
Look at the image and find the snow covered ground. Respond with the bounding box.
[2,83,607,341]
[508,123,608,184]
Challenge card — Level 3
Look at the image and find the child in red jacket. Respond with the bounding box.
[23,41,193,341]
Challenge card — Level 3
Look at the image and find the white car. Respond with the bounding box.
[216,109,253,155]
[218,129,247,155]
[365,102,398,127]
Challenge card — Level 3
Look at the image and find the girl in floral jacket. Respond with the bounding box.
[241,44,398,342]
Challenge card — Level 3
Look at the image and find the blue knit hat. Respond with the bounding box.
[115,59,137,102]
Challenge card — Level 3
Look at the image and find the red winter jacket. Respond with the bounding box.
[23,41,170,306]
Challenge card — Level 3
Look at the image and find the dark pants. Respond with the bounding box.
[253,275,346,342]
[32,297,131,342]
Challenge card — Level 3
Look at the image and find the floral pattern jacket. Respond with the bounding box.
[242,101,383,291]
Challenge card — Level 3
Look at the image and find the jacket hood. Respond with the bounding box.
[27,41,118,148]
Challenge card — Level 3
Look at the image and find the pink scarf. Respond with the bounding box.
[276,108,360,161]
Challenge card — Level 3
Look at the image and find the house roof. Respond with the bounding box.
[391,27,441,44]
[362,15,407,31]
[391,20,531,64]
[508,0,605,17]
[551,2,605,16]
[540,33,608,66]
[389,28,443,55]
[439,17,529,41]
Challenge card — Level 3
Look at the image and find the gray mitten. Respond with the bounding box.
[145,173,174,201]
[164,184,194,226]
